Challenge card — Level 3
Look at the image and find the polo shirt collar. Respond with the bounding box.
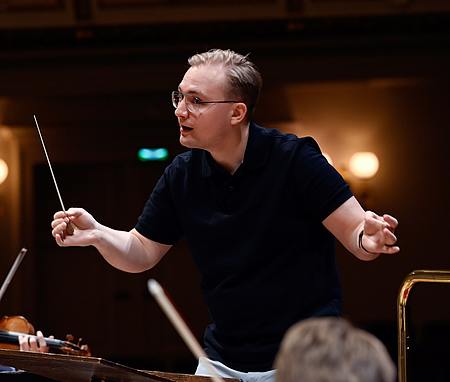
[200,122,271,178]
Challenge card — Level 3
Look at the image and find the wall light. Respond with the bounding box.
[0,159,8,184]
[324,151,379,208]
[348,152,379,180]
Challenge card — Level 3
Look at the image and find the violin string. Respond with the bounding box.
[33,115,67,213]
[0,248,27,303]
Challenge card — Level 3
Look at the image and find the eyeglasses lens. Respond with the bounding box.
[173,91,195,113]
[172,91,182,109]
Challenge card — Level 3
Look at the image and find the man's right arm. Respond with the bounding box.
[51,208,172,273]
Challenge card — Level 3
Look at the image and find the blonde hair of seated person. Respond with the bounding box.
[275,317,396,382]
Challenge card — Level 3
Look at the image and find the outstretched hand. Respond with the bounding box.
[51,208,98,247]
[362,211,399,255]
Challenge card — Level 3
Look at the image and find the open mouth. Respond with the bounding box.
[181,125,193,132]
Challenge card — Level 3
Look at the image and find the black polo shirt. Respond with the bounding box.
[135,122,352,372]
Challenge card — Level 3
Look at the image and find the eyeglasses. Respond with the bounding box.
[171,90,239,113]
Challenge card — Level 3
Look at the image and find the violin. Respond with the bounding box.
[0,315,91,356]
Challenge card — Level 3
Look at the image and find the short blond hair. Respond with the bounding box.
[275,318,396,382]
[188,49,262,119]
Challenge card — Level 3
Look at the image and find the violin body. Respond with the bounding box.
[0,315,34,334]
[0,315,90,356]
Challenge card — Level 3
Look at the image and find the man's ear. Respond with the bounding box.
[230,102,248,125]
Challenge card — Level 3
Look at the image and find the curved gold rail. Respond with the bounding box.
[397,270,450,382]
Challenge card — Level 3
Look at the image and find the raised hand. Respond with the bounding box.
[361,211,399,254]
[51,208,98,247]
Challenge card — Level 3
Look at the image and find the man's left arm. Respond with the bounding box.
[322,196,400,261]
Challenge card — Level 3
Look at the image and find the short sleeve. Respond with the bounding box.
[135,161,183,245]
[295,137,353,221]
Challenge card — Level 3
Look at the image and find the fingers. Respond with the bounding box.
[52,219,70,245]
[55,233,66,247]
[66,208,86,218]
[53,208,84,239]
[365,211,399,232]
[51,220,69,238]
[18,334,28,351]
[363,211,400,254]
[377,227,400,254]
[52,211,80,244]
[383,214,399,230]
[18,331,48,353]
[383,227,398,245]
[36,331,49,352]
[382,244,400,254]
[52,207,97,247]
[364,211,388,233]
[53,210,66,220]
[53,208,84,220]
[52,213,72,243]
[38,331,50,352]
[51,216,69,229]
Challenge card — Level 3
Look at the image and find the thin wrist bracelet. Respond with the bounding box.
[358,230,379,255]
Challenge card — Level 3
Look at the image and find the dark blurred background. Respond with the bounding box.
[0,0,449,381]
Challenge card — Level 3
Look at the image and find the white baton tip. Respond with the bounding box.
[147,279,163,296]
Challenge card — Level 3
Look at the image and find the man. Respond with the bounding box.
[274,317,396,382]
[50,49,399,381]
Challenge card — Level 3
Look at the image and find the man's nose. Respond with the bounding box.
[174,101,188,118]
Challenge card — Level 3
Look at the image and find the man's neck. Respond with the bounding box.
[210,122,250,175]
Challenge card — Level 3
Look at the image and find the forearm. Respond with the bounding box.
[322,197,382,261]
[92,225,165,273]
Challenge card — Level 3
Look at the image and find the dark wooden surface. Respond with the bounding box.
[0,349,225,382]
[0,349,168,381]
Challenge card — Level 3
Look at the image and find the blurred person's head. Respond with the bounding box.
[275,317,396,382]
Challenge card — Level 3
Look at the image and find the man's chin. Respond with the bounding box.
[180,134,189,147]
[180,136,205,150]
[179,135,193,148]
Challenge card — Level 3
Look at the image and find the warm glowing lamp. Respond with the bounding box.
[349,152,379,179]
[0,159,8,184]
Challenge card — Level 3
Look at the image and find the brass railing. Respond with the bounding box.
[397,270,450,382]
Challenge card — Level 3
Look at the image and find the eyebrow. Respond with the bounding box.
[177,86,206,98]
